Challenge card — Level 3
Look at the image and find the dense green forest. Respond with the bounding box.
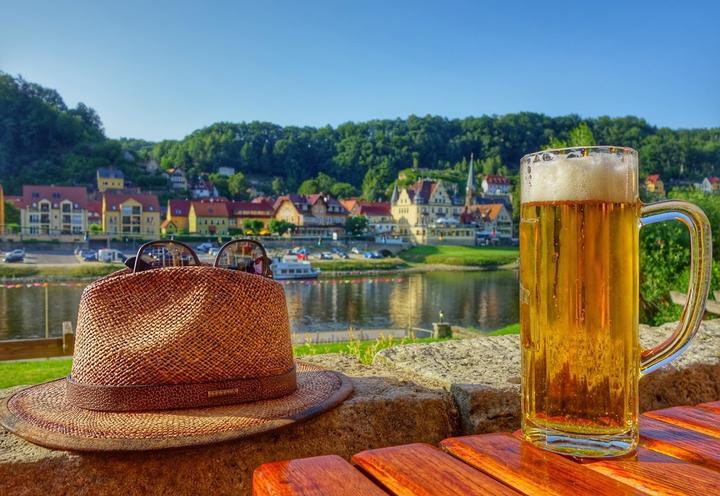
[2,71,720,200]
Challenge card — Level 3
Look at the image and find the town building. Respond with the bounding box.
[217,166,236,177]
[461,203,513,243]
[390,178,474,245]
[96,168,125,192]
[102,192,161,237]
[188,200,230,235]
[18,185,89,236]
[167,168,188,190]
[190,177,219,199]
[228,200,275,232]
[701,177,720,194]
[87,201,102,227]
[342,199,394,233]
[161,199,191,235]
[273,193,348,236]
[142,159,160,174]
[645,174,665,196]
[481,175,511,195]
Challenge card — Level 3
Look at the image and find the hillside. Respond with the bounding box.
[2,71,720,198]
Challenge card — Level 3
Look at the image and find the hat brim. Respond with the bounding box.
[0,361,352,452]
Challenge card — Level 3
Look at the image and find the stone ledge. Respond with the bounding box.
[1,321,718,495]
[0,358,457,496]
[377,320,720,434]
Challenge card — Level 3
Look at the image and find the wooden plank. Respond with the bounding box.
[252,455,386,496]
[0,337,68,361]
[352,443,518,496]
[583,447,720,495]
[644,406,720,438]
[640,416,720,471]
[698,401,720,414]
[441,433,643,495]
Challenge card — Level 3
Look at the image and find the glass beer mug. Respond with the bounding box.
[519,146,712,457]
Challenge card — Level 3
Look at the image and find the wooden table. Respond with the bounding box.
[254,400,720,495]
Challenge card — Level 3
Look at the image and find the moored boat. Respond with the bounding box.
[271,255,320,280]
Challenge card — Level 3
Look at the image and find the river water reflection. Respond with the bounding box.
[0,270,519,340]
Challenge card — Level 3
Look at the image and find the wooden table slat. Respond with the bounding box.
[582,447,720,495]
[640,417,720,471]
[644,406,720,438]
[351,442,518,496]
[698,401,720,414]
[252,454,387,496]
[441,432,644,495]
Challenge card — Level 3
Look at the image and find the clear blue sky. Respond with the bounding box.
[2,0,718,141]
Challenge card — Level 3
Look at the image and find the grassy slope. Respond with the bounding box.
[0,336,447,388]
[487,323,520,336]
[0,263,124,279]
[313,257,408,272]
[398,245,518,266]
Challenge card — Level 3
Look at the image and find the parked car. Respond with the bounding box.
[3,251,24,263]
[80,250,98,262]
[379,249,393,258]
[98,249,127,263]
[208,247,221,256]
[337,251,349,259]
[319,252,333,260]
[350,247,361,255]
[196,242,215,253]
[363,251,382,259]
[7,249,25,257]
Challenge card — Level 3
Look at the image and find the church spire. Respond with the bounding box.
[465,153,476,207]
[390,181,399,204]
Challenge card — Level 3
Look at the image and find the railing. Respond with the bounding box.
[0,321,74,361]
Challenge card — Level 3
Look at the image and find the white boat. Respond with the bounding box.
[271,255,320,280]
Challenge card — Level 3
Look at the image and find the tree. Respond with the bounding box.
[268,219,295,236]
[271,177,285,195]
[330,182,358,198]
[297,178,320,195]
[4,201,20,225]
[243,219,264,235]
[228,172,247,198]
[346,216,369,237]
[547,123,596,149]
[89,224,103,234]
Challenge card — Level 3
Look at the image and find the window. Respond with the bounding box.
[40,202,50,212]
[62,203,71,213]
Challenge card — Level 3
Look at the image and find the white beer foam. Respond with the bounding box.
[521,153,637,204]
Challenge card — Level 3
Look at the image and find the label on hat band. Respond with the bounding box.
[65,366,297,412]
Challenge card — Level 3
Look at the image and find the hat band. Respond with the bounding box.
[65,365,297,412]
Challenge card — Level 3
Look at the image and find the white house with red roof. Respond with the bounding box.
[481,175,511,195]
[701,176,720,194]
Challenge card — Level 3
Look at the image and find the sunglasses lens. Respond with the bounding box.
[137,242,197,270]
[216,241,267,275]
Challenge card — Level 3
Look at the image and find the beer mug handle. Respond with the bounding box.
[639,201,712,375]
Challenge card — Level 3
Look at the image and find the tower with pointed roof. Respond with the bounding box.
[390,181,399,205]
[465,154,477,207]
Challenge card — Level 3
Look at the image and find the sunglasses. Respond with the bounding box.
[125,239,273,278]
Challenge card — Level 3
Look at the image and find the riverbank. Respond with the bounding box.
[0,263,124,281]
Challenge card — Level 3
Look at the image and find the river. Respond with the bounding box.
[0,270,519,341]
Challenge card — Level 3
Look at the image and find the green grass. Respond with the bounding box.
[0,335,450,388]
[313,257,408,272]
[0,263,124,280]
[487,323,520,336]
[398,245,518,267]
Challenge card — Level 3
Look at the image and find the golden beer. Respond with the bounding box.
[520,200,640,445]
[519,147,712,458]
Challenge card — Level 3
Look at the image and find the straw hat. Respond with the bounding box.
[0,267,352,451]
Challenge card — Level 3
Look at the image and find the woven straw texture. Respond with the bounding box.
[72,266,294,386]
[1,362,353,451]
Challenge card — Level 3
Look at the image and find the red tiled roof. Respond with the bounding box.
[104,192,160,212]
[462,203,506,223]
[483,175,510,185]
[87,200,102,219]
[22,185,88,209]
[168,199,191,217]
[407,180,438,203]
[4,195,24,208]
[357,202,391,217]
[646,174,661,183]
[191,201,229,217]
[228,200,274,217]
[708,177,720,184]
[273,194,308,211]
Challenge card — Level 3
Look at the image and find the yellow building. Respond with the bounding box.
[18,185,89,236]
[645,174,665,196]
[97,168,125,192]
[161,199,191,235]
[228,200,275,232]
[188,201,230,235]
[273,194,348,236]
[102,192,161,237]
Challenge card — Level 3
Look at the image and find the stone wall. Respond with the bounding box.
[1,320,718,495]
